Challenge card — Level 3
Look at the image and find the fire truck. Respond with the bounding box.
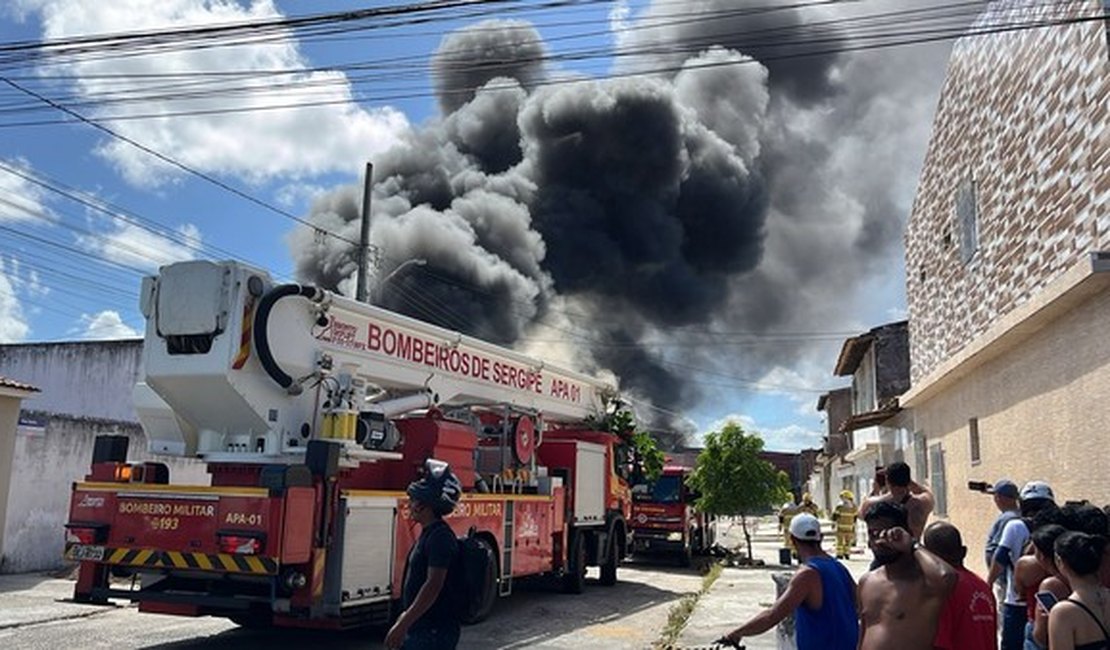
[63,260,633,629]
[629,462,714,566]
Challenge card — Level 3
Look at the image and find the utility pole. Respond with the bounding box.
[355,161,373,303]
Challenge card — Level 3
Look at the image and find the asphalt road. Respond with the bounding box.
[1,560,704,650]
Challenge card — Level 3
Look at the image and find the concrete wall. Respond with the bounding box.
[910,286,1110,569]
[1,414,208,573]
[0,396,20,568]
[905,1,1110,383]
[0,340,214,573]
[0,341,143,422]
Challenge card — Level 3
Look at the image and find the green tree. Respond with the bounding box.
[589,405,665,483]
[687,421,791,561]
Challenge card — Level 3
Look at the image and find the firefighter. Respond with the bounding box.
[799,492,821,518]
[386,459,464,650]
[780,498,802,551]
[834,490,858,559]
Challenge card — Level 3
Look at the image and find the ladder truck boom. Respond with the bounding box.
[135,259,616,461]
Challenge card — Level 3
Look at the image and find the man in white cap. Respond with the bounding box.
[721,513,858,649]
[987,480,1057,650]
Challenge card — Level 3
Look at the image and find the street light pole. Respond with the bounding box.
[373,258,427,304]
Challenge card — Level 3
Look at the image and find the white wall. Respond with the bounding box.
[0,341,143,423]
[1,417,208,573]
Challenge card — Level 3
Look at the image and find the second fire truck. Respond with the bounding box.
[629,461,715,565]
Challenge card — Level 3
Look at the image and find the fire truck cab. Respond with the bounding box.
[629,463,714,566]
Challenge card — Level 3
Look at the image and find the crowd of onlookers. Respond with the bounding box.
[720,462,1110,650]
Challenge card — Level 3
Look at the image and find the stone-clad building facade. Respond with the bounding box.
[906,0,1109,382]
[900,0,1109,566]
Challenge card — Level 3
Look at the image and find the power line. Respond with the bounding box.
[0,4,1092,130]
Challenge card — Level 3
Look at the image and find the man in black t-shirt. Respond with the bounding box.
[385,460,463,650]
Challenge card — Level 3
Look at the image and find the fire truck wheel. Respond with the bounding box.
[463,537,499,625]
[562,530,588,594]
[599,532,619,586]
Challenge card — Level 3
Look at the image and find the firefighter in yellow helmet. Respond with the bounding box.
[833,490,857,559]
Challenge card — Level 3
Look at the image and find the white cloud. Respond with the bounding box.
[27,0,409,187]
[275,182,327,209]
[5,257,51,298]
[79,219,201,271]
[0,258,31,343]
[78,310,140,339]
[0,158,52,223]
[701,413,823,453]
[609,0,631,34]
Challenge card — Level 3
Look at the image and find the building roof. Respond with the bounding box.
[834,333,875,376]
[0,375,40,394]
[833,321,908,376]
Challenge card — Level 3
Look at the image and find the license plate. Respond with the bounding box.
[67,545,106,561]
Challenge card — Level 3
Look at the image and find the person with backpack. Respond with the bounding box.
[385,459,464,650]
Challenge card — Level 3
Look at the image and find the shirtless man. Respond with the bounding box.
[858,461,935,541]
[858,501,956,650]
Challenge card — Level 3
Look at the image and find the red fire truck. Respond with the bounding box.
[63,260,633,628]
[629,462,714,566]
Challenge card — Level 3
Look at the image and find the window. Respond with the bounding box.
[632,475,682,504]
[913,431,928,481]
[956,175,979,263]
[969,418,981,465]
[929,443,947,516]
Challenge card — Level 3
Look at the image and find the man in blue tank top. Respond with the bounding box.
[720,513,859,649]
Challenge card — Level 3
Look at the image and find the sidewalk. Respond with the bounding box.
[0,572,116,630]
[676,518,870,649]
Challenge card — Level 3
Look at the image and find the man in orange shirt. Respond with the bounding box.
[923,521,997,650]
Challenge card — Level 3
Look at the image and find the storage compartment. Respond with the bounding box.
[536,439,606,526]
[330,496,396,607]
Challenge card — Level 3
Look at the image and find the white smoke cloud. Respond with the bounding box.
[22,0,409,186]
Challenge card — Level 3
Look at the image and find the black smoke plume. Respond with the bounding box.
[289,3,956,445]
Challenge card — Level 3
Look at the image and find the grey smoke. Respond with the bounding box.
[289,2,958,442]
[432,20,547,115]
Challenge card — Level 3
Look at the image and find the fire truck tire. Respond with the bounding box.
[562,530,588,594]
[463,537,499,625]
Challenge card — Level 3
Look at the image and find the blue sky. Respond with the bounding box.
[0,1,959,452]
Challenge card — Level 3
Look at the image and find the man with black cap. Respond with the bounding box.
[385,460,464,650]
[720,513,858,649]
